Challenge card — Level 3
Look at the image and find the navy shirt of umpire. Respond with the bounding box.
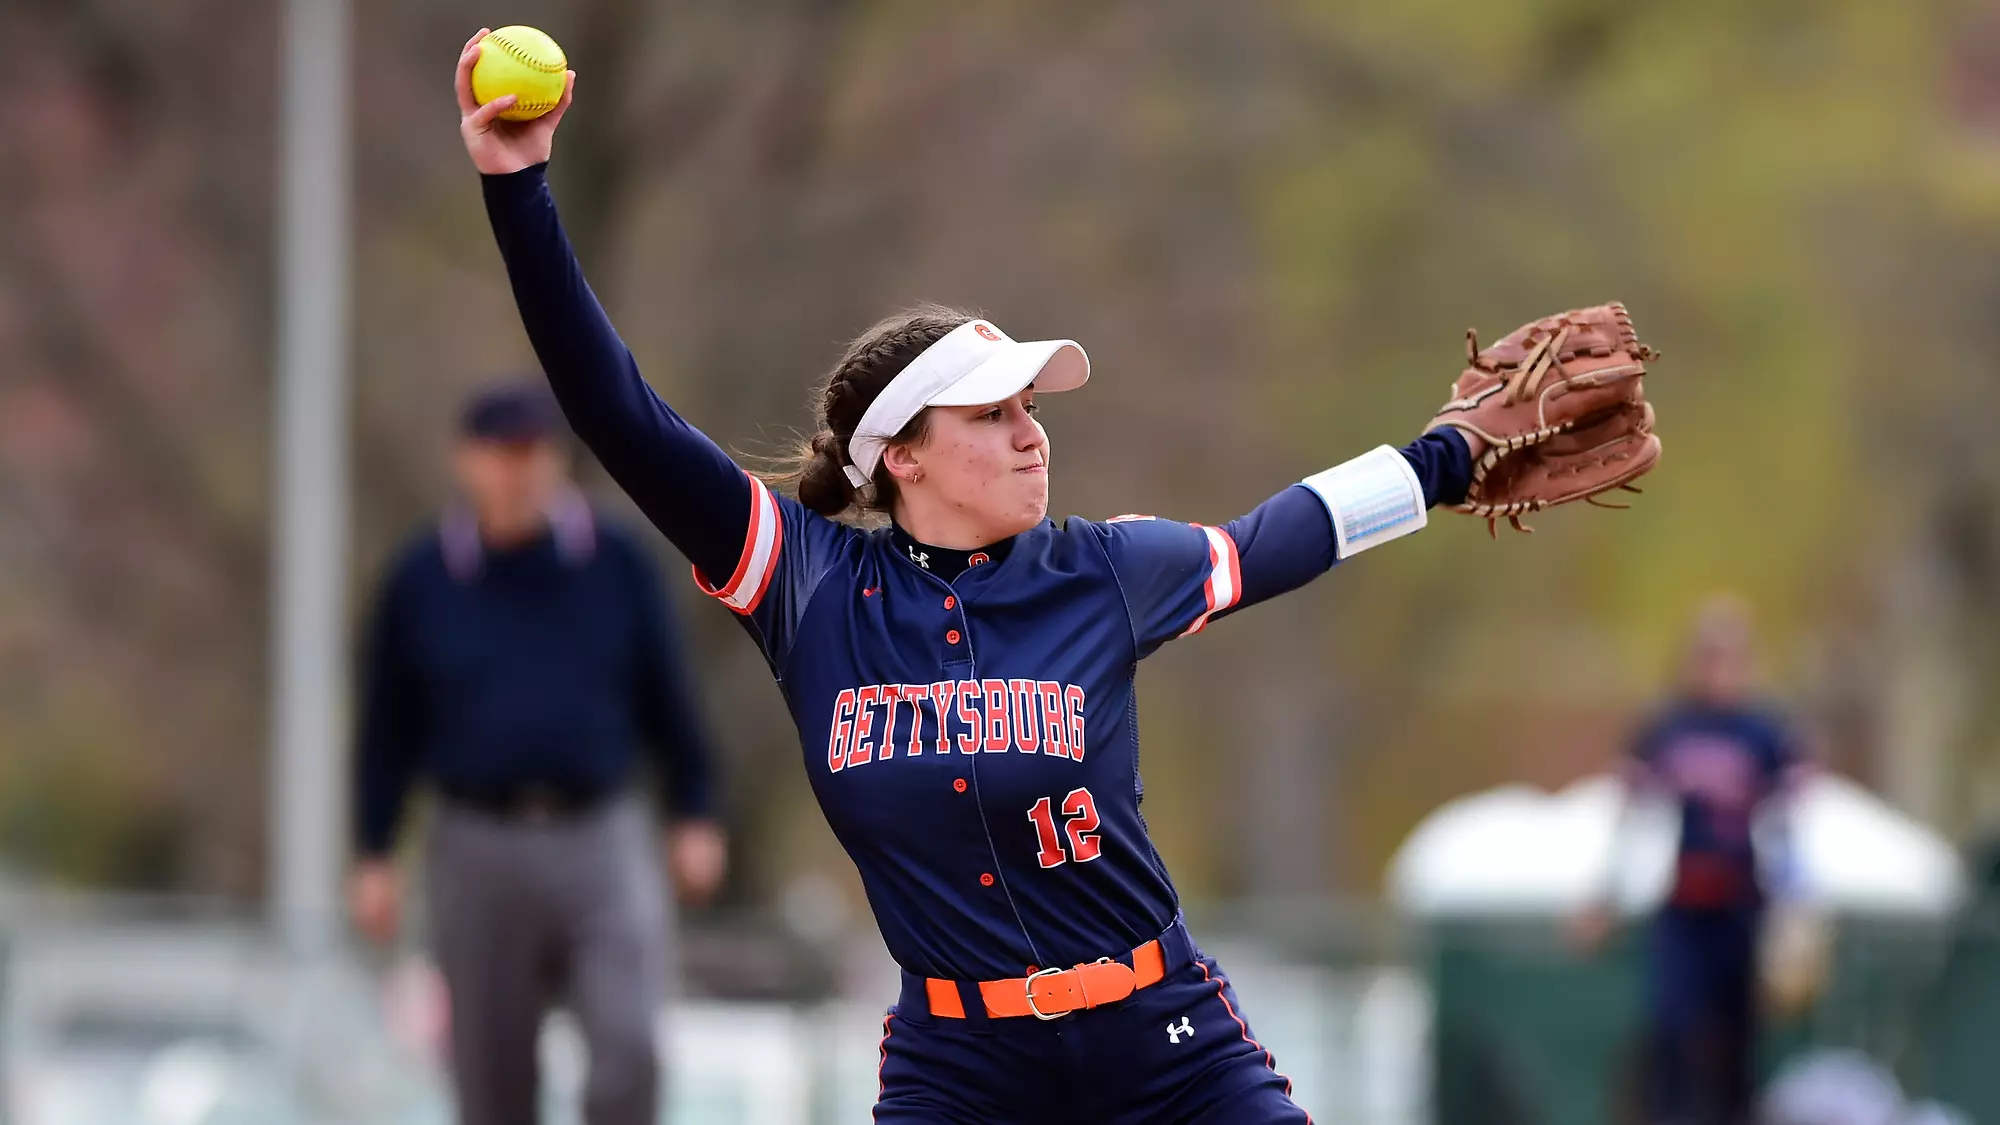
[348,383,725,1125]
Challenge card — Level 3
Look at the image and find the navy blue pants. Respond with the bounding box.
[873,920,1311,1124]
[1644,906,1760,1125]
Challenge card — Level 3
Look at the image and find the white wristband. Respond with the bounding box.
[1300,445,1427,559]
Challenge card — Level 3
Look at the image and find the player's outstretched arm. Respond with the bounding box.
[1102,431,1476,656]
[1224,429,1476,609]
[456,30,748,583]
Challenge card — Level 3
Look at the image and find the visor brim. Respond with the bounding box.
[925,340,1090,407]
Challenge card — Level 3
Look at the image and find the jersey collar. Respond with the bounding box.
[889,524,1016,585]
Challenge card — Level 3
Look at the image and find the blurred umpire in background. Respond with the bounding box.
[1577,596,1814,1125]
[348,382,726,1125]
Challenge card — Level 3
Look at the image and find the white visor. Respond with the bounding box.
[843,319,1090,488]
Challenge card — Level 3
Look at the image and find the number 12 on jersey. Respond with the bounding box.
[1029,788,1102,868]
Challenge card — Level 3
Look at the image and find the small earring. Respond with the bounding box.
[910,469,925,484]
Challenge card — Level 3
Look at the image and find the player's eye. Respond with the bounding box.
[1022,401,1039,416]
[981,407,1005,422]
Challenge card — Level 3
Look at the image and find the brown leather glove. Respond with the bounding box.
[1427,302,1661,534]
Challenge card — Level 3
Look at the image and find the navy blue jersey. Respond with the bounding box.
[483,164,1466,981]
[712,482,1335,977]
[1630,700,1803,906]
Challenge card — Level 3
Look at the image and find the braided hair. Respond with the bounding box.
[772,304,976,518]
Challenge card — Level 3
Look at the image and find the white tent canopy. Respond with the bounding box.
[1388,773,1964,918]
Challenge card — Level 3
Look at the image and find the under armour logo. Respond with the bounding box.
[1166,1017,1194,1044]
[908,546,930,569]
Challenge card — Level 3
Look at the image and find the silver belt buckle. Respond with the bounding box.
[1023,965,1068,1021]
[1023,957,1117,1020]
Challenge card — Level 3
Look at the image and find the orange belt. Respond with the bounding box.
[925,939,1169,1020]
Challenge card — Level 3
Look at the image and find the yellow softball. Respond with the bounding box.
[472,26,568,122]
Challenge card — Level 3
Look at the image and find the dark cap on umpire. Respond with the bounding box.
[459,382,564,444]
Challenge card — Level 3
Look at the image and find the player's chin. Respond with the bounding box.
[1003,470,1049,530]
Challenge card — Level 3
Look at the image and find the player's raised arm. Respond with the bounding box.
[455,30,749,584]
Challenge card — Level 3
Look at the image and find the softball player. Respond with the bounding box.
[1577,598,1812,1125]
[455,33,1483,1123]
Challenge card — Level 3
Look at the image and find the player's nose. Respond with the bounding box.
[1011,410,1045,451]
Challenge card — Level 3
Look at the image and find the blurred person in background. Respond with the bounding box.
[1575,595,1813,1125]
[347,382,727,1125]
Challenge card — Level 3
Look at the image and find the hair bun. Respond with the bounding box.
[795,430,856,517]
[768,304,975,520]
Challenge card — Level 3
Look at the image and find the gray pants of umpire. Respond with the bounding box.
[426,796,671,1125]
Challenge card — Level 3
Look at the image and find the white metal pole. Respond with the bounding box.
[271,0,351,953]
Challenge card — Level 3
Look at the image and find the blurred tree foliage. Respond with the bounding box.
[6,0,2000,900]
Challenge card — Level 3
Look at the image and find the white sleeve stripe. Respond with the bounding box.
[727,477,781,610]
[1181,524,1242,637]
[693,474,783,615]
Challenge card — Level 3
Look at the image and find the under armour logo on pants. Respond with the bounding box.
[1167,1016,1194,1044]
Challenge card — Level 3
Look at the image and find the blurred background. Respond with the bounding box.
[7,0,2000,1122]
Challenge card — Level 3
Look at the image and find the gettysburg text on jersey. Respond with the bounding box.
[826,680,1087,771]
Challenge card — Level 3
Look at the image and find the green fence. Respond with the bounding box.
[1427,907,2000,1125]
[1898,902,2000,1123]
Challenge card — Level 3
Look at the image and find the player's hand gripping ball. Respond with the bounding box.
[1426,302,1661,535]
[471,25,568,121]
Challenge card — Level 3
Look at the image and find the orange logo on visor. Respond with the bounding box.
[973,323,1001,342]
